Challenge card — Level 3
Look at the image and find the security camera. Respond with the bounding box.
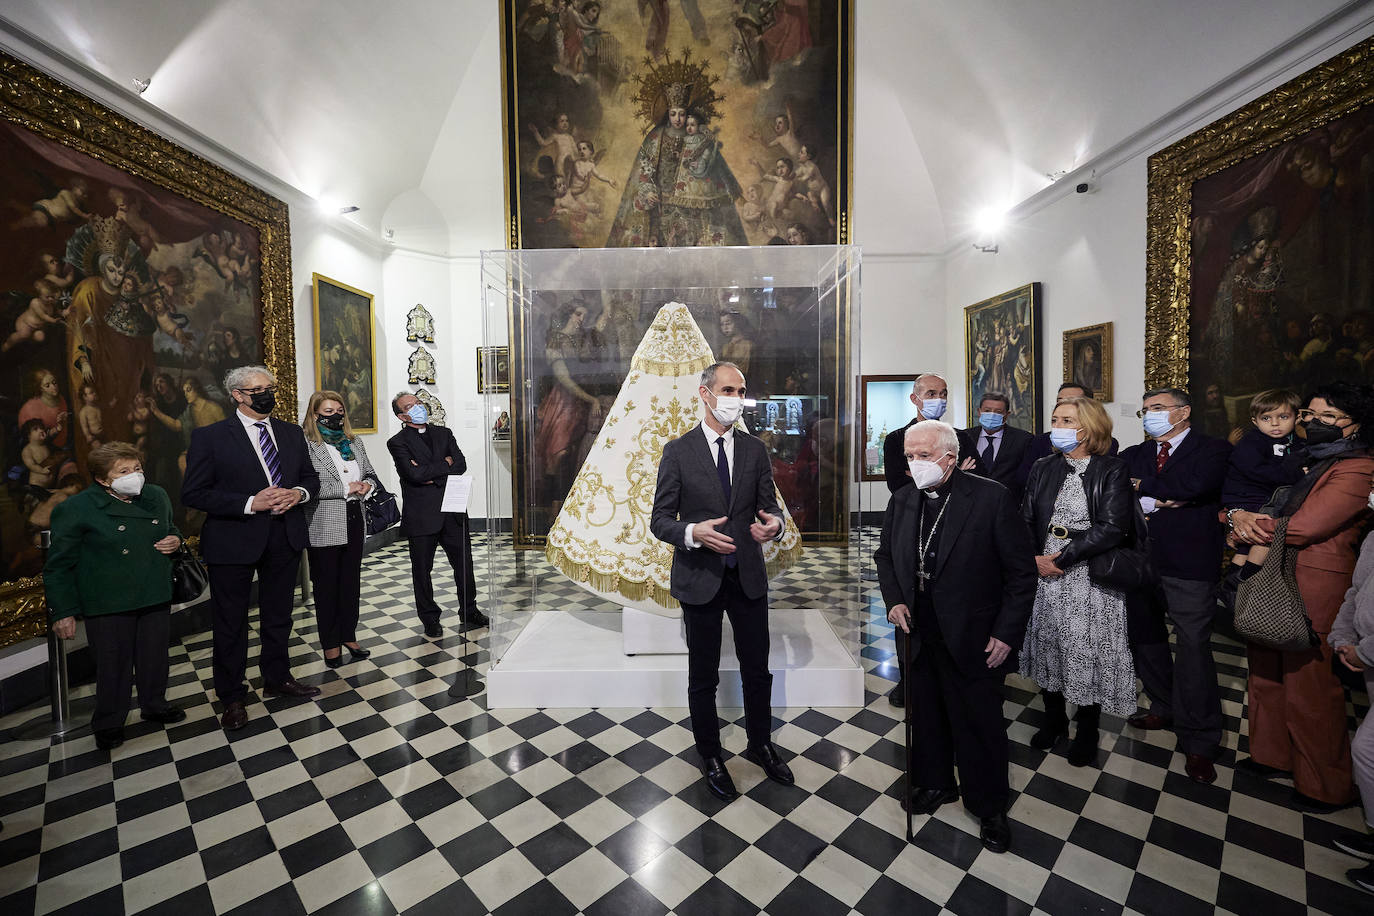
[1075,182,1092,194]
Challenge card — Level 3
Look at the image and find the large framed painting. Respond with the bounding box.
[1147,34,1374,436]
[857,374,918,482]
[499,0,853,249]
[1063,322,1113,402]
[0,53,294,649]
[964,283,1042,431]
[311,273,377,433]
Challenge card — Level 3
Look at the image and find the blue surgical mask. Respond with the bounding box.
[1049,428,1080,453]
[406,403,429,425]
[1142,410,1174,438]
[978,411,1004,431]
[921,398,947,420]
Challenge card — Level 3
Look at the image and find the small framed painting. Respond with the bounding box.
[858,374,920,482]
[311,273,377,432]
[477,345,510,394]
[1062,322,1113,402]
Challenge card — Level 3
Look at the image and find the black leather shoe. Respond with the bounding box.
[1030,721,1068,750]
[701,756,739,801]
[140,706,186,725]
[345,644,371,660]
[462,609,490,630]
[94,728,124,750]
[423,621,442,638]
[324,654,344,669]
[980,813,1012,853]
[1334,829,1374,860]
[902,787,959,815]
[264,679,322,699]
[220,701,248,731]
[888,681,904,708]
[1235,757,1291,780]
[743,743,794,786]
[1127,711,1173,730]
[1348,862,1374,894]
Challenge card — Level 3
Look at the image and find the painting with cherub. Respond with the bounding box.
[501,0,852,249]
[0,116,265,581]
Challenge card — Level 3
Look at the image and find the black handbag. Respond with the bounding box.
[364,481,401,536]
[171,546,208,604]
[1087,501,1158,591]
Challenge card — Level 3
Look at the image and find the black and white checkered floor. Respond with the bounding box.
[1,534,1371,915]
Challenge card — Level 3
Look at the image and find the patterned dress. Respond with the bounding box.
[1019,457,1137,715]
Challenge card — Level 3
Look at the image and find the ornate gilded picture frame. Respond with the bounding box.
[0,52,294,649]
[477,346,511,394]
[1063,322,1113,402]
[1146,34,1374,421]
[964,283,1041,432]
[312,273,377,432]
[499,0,854,249]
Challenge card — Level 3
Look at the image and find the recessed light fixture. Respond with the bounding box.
[131,77,151,94]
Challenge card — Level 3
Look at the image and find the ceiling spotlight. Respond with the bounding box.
[131,77,151,94]
[971,207,1005,253]
[337,205,360,215]
[384,228,395,241]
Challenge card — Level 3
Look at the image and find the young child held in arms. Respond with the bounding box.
[1222,389,1306,583]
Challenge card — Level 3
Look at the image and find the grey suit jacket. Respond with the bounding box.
[303,437,381,547]
[650,424,782,605]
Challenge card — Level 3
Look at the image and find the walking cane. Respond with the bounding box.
[901,628,915,843]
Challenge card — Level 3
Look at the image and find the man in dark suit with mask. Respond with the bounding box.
[962,390,1034,499]
[875,419,1036,853]
[183,365,322,731]
[651,361,793,802]
[387,391,488,638]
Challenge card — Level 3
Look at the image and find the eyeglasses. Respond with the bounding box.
[1297,409,1351,424]
[237,385,277,396]
[1135,404,1181,418]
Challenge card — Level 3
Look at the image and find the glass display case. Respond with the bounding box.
[478,245,864,709]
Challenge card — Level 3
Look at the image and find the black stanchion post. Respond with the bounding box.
[448,515,485,699]
[14,530,92,740]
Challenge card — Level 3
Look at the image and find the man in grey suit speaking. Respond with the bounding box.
[651,361,794,802]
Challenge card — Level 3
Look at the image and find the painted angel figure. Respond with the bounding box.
[406,303,435,343]
[408,346,437,385]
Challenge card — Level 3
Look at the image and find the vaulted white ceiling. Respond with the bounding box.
[1,0,1366,254]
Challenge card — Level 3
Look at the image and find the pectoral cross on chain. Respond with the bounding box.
[917,570,931,592]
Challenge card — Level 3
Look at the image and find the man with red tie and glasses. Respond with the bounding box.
[1119,387,1232,784]
[183,366,321,731]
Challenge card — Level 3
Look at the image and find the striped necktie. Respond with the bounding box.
[255,421,283,486]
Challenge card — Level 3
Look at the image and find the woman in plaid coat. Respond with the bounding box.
[302,390,383,668]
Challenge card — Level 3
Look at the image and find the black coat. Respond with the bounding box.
[1014,431,1119,493]
[1119,429,1231,581]
[883,418,977,493]
[1021,453,1132,569]
[964,424,1035,497]
[650,425,782,605]
[182,415,320,564]
[874,470,1037,678]
[386,425,469,536]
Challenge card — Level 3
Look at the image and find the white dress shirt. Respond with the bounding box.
[977,426,1003,464]
[236,409,311,514]
[325,445,363,499]
[1139,426,1190,515]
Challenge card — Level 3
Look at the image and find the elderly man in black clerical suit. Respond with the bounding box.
[651,361,793,802]
[875,419,1036,853]
[387,391,488,639]
[183,365,322,732]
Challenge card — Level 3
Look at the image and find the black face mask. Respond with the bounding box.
[246,390,276,415]
[317,414,345,431]
[1304,419,1345,445]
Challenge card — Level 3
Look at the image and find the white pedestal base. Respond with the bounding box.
[622,606,687,655]
[488,609,864,709]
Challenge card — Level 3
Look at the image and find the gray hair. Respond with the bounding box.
[224,364,274,394]
[978,390,1011,412]
[391,391,414,416]
[912,372,946,393]
[906,419,959,458]
[700,361,744,389]
[1143,386,1191,407]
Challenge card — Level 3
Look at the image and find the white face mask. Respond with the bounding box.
[908,457,948,490]
[921,398,947,421]
[110,471,144,498]
[710,394,742,426]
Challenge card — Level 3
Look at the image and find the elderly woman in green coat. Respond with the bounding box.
[47,441,186,750]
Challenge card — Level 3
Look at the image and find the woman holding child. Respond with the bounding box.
[1230,381,1374,809]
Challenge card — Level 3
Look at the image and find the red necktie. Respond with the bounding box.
[1156,440,1171,473]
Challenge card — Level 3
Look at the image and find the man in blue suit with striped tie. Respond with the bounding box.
[183,366,321,731]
